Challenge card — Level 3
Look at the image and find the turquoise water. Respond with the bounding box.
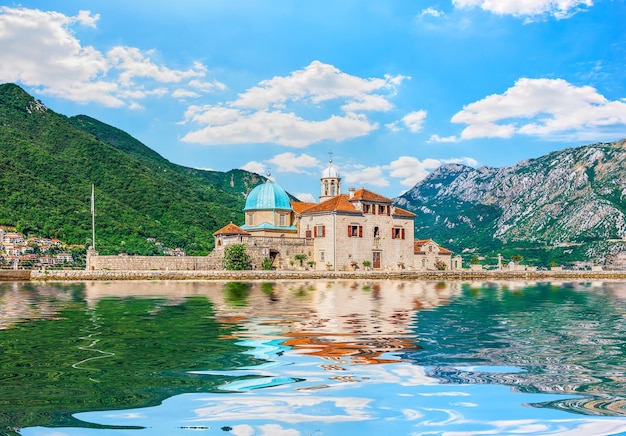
[1,280,626,435]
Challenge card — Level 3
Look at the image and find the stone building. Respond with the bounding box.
[414,239,463,271]
[213,159,449,271]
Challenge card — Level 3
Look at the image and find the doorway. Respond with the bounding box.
[373,251,381,269]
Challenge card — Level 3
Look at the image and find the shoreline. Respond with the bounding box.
[12,269,626,281]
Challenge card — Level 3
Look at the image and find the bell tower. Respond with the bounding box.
[320,152,341,202]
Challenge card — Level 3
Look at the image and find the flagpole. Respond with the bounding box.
[91,184,96,250]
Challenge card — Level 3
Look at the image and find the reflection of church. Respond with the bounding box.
[213,158,460,271]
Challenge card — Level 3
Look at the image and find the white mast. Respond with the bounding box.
[91,184,96,250]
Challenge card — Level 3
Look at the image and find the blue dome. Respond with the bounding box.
[244,181,292,211]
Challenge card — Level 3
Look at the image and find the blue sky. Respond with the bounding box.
[1,1,625,202]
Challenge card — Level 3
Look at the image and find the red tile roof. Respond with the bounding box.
[213,222,250,236]
[351,188,392,202]
[297,190,415,217]
[291,200,317,214]
[414,239,453,255]
[299,194,360,214]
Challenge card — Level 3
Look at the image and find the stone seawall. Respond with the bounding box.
[0,270,31,281]
[31,269,626,281]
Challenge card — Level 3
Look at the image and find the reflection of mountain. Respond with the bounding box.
[404,282,626,416]
[0,285,259,433]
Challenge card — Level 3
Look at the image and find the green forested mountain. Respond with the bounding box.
[0,83,265,255]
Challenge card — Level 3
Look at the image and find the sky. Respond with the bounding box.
[1,1,625,203]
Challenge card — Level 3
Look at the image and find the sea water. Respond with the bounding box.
[1,280,625,435]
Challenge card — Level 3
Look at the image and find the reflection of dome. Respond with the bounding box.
[244,181,292,211]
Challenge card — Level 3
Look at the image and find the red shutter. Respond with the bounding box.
[313,227,317,237]
[348,225,352,237]
[322,225,326,237]
[402,229,405,239]
[387,207,390,216]
[359,226,363,237]
[391,228,395,239]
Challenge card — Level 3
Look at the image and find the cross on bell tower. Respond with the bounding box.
[320,151,341,202]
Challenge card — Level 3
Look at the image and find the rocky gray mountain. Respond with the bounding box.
[395,139,626,266]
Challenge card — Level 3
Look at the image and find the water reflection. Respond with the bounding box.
[405,281,626,417]
[2,280,626,435]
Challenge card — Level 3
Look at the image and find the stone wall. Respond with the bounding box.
[86,249,222,271]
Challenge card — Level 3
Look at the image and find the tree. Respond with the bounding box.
[434,259,448,270]
[261,257,273,270]
[223,244,250,270]
[294,253,307,267]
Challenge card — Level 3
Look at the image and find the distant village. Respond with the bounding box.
[0,228,190,270]
[0,227,78,269]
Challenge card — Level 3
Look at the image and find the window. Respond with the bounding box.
[320,251,325,261]
[391,227,405,239]
[314,225,326,237]
[373,226,379,238]
[348,225,363,237]
[279,214,286,226]
[364,204,371,214]
[246,212,253,226]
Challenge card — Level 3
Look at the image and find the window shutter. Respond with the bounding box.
[359,226,363,237]
[322,226,326,237]
[387,207,390,216]
[348,225,352,237]
[391,228,395,239]
[402,229,405,239]
[313,227,317,237]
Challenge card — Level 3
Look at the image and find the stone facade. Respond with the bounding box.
[211,235,314,270]
[298,207,415,271]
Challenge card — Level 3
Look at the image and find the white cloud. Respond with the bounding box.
[387,156,478,187]
[172,89,200,99]
[107,46,205,86]
[402,110,428,133]
[452,0,593,19]
[267,153,320,173]
[232,61,408,110]
[0,7,220,107]
[419,7,446,18]
[182,61,409,147]
[295,193,317,203]
[240,161,266,175]
[344,165,389,188]
[387,110,427,133]
[428,134,459,143]
[183,110,375,147]
[388,156,441,187]
[444,156,479,167]
[189,79,226,92]
[451,78,626,141]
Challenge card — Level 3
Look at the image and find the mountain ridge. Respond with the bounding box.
[0,83,264,255]
[395,139,626,266]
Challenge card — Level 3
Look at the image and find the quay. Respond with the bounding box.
[24,269,626,281]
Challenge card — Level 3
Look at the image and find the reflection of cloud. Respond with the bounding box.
[191,395,374,424]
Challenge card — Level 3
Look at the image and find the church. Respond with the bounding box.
[212,158,459,271]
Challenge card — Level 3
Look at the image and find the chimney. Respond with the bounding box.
[348,187,355,199]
